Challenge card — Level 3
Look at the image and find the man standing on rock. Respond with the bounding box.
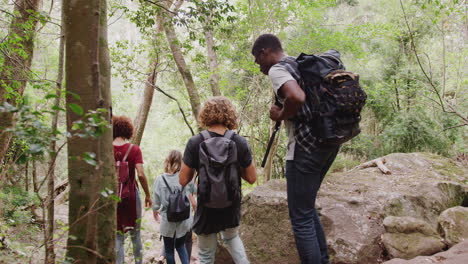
[252,34,342,264]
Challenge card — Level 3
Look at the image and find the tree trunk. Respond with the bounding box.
[32,161,38,193]
[25,161,29,192]
[0,0,42,172]
[132,62,158,146]
[64,0,115,263]
[159,11,202,126]
[132,16,165,146]
[44,6,66,263]
[95,1,117,262]
[204,15,221,96]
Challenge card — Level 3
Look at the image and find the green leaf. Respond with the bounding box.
[66,91,81,100]
[45,93,58,99]
[83,152,97,166]
[69,103,84,115]
[51,105,65,112]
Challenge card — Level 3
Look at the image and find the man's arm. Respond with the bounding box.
[241,162,257,184]
[188,193,197,212]
[270,80,306,121]
[136,163,152,208]
[179,161,195,187]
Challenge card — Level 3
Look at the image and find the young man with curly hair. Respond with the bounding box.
[252,34,342,264]
[179,96,257,264]
[112,115,152,264]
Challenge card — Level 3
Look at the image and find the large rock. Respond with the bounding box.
[438,206,468,246]
[381,216,445,259]
[240,153,467,264]
[383,240,468,264]
[382,233,445,259]
[383,216,438,236]
[240,180,299,264]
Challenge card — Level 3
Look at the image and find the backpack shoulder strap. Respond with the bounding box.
[122,144,133,162]
[278,57,301,81]
[161,175,172,193]
[224,130,235,140]
[200,130,211,141]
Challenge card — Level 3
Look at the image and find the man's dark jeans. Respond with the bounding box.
[286,145,339,264]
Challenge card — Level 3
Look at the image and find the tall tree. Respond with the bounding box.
[44,3,65,262]
[132,62,157,145]
[0,0,42,171]
[158,0,202,126]
[204,14,221,96]
[132,14,165,146]
[63,0,115,263]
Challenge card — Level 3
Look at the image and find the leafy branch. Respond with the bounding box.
[399,0,467,126]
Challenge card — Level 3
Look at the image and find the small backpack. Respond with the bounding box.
[115,144,134,199]
[295,52,367,146]
[161,176,190,222]
[198,130,241,209]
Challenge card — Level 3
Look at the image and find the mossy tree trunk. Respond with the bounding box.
[0,0,42,172]
[63,0,115,263]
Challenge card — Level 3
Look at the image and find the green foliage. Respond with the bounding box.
[69,108,111,139]
[381,111,452,155]
[0,102,55,159]
[0,186,38,225]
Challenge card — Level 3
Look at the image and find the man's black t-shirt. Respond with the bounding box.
[183,130,252,235]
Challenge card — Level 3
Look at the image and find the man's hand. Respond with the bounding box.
[153,210,160,222]
[145,196,152,208]
[270,104,283,121]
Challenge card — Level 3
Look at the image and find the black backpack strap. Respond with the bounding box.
[223,130,235,139]
[122,144,133,162]
[161,175,172,193]
[200,130,211,141]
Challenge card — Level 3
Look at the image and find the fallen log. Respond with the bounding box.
[352,157,391,174]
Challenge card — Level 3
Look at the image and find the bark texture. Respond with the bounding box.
[132,62,157,146]
[159,4,202,126]
[95,2,117,262]
[44,5,65,262]
[64,0,115,263]
[0,0,42,170]
[205,20,221,96]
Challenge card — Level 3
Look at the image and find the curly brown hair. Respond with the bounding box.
[112,115,134,139]
[164,150,182,174]
[198,96,239,130]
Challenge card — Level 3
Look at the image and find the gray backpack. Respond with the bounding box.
[161,176,190,222]
[198,130,241,209]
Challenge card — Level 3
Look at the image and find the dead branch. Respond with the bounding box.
[352,157,391,174]
[153,84,195,135]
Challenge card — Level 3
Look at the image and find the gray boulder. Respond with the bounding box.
[438,206,468,247]
[240,153,467,264]
[383,240,468,264]
[382,233,445,259]
[383,216,438,236]
[381,216,445,259]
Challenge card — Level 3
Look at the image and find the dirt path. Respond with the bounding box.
[53,203,198,264]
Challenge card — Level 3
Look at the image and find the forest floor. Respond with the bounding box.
[0,202,199,264]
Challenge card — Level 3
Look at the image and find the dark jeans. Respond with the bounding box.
[161,231,193,260]
[286,145,339,264]
[163,234,189,264]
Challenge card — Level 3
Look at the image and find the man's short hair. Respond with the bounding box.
[252,34,283,56]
